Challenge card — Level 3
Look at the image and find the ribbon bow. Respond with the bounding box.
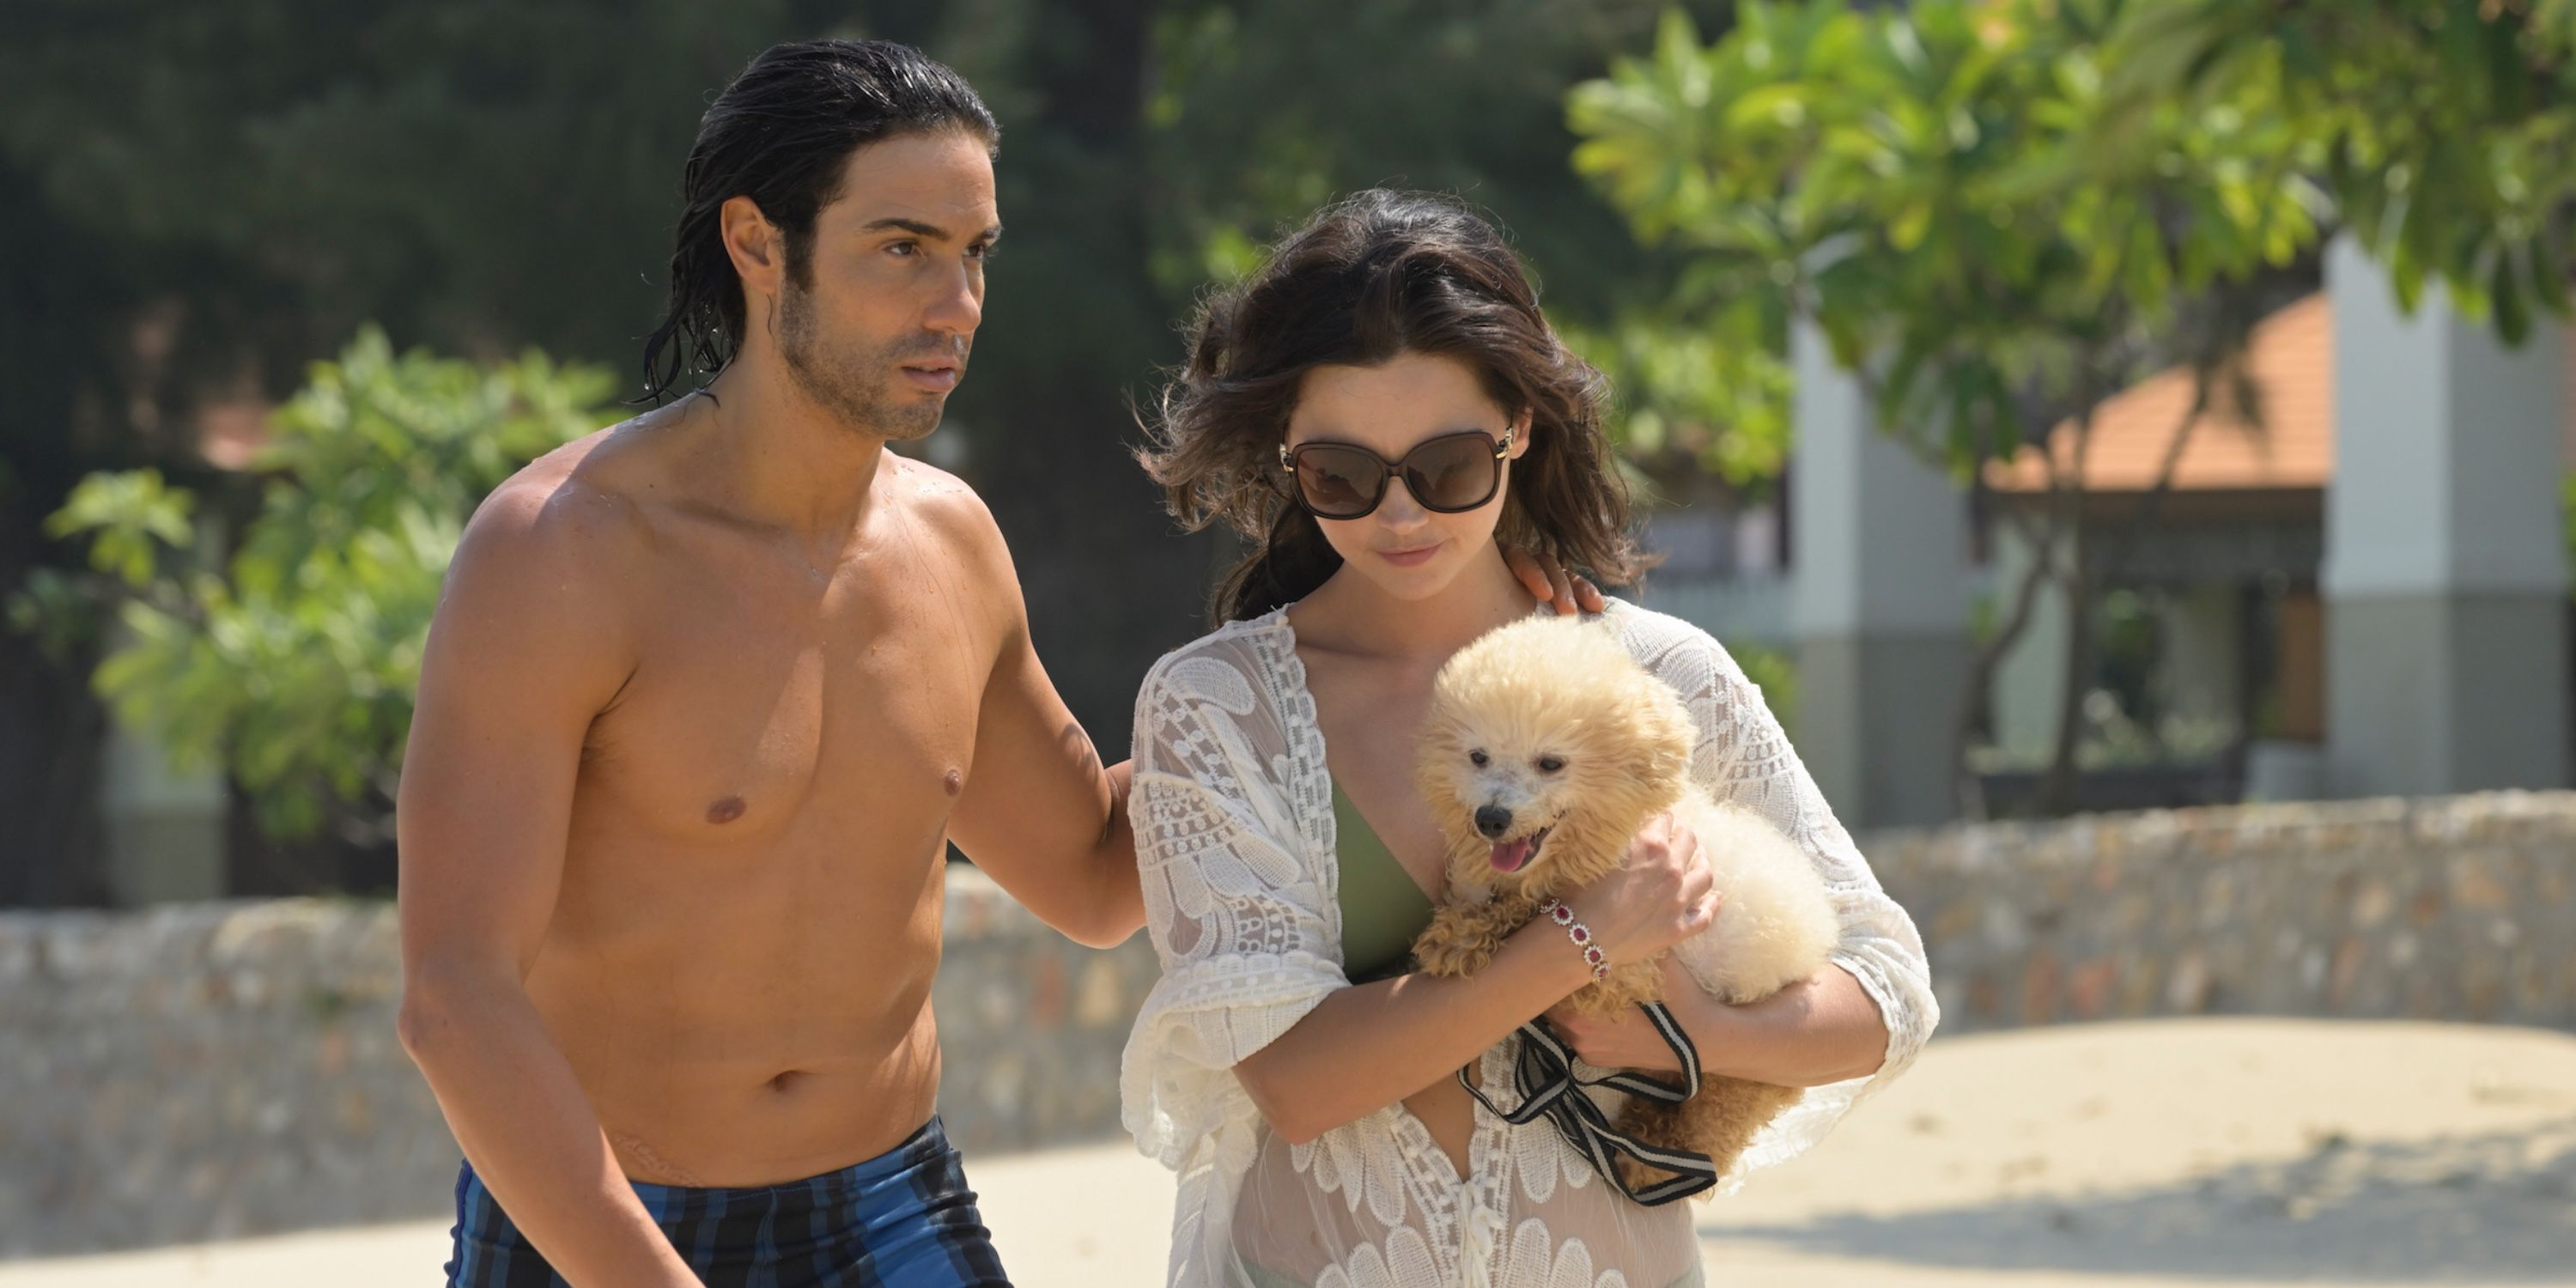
[1455,1001,1719,1206]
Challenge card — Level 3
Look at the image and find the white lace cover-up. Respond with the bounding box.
[1118,599,1938,1287]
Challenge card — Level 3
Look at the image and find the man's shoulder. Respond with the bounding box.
[887,453,1003,544]
[473,422,653,548]
[884,456,1038,615]
[446,429,649,623]
[416,431,645,704]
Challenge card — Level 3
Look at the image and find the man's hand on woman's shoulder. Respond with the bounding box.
[1504,546,1607,617]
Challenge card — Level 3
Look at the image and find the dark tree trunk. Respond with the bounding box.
[954,0,1214,761]
[0,507,112,907]
[2032,537,2094,816]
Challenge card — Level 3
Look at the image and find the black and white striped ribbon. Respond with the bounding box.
[1455,1001,1719,1206]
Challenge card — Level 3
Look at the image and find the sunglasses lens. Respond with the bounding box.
[1293,447,1383,519]
[1406,434,1502,512]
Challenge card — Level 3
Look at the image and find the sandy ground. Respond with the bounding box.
[4,1017,2572,1286]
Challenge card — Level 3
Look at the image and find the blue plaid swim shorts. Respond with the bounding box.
[443,1115,1010,1286]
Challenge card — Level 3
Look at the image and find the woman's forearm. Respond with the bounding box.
[1684,963,1891,1088]
[1234,923,1594,1143]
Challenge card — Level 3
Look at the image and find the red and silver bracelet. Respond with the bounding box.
[1536,898,1610,981]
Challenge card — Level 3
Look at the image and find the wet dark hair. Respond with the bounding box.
[640,39,998,402]
[1137,190,1649,625]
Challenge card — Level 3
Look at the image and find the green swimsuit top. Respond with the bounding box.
[1330,779,1437,984]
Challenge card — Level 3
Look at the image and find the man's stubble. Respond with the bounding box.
[776,276,958,443]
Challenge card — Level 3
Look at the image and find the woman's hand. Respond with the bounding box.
[1544,957,1721,1072]
[1504,546,1606,617]
[1558,812,1717,969]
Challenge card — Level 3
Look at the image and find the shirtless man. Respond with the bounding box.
[396,43,1111,1286]
[398,38,1618,1288]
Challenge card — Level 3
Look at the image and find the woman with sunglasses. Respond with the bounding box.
[1121,191,1936,1287]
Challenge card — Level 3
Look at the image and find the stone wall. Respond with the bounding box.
[0,870,1158,1260]
[1874,791,2576,1034]
[1,899,425,1258]
[5,792,2573,1258]
[930,872,1164,1154]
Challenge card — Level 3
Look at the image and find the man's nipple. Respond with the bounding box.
[707,795,748,824]
[943,769,964,797]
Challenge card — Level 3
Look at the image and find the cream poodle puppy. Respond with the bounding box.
[1409,614,1837,1188]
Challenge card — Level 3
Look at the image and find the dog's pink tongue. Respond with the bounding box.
[1490,837,1534,872]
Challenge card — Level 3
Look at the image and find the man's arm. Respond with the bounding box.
[395,480,699,1287]
[933,490,1141,948]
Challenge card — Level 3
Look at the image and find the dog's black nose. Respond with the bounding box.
[1474,805,1513,838]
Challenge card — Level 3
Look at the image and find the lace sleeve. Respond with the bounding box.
[1117,637,1346,1170]
[1619,606,1940,1186]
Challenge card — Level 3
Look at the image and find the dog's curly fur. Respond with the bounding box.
[1408,615,1839,1193]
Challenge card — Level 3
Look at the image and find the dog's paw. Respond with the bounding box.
[1411,908,1502,978]
[1412,935,1493,979]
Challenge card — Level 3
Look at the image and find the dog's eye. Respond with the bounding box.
[1536,755,1566,774]
[1468,750,1489,768]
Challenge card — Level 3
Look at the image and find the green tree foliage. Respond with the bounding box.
[1557,304,1792,489]
[2095,0,2576,342]
[4,0,1747,893]
[1570,1,2320,473]
[1572,0,2576,815]
[1568,0,2332,813]
[1137,1,1720,308]
[0,1,835,896]
[0,1,805,381]
[25,331,615,839]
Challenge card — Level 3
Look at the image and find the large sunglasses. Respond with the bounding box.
[1277,428,1516,520]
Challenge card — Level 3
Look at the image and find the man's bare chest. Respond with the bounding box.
[576,572,993,847]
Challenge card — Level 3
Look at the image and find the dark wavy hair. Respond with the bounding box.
[1138,190,1649,625]
[639,39,997,402]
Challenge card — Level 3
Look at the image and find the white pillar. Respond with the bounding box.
[2322,235,2570,796]
[1789,321,1972,827]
